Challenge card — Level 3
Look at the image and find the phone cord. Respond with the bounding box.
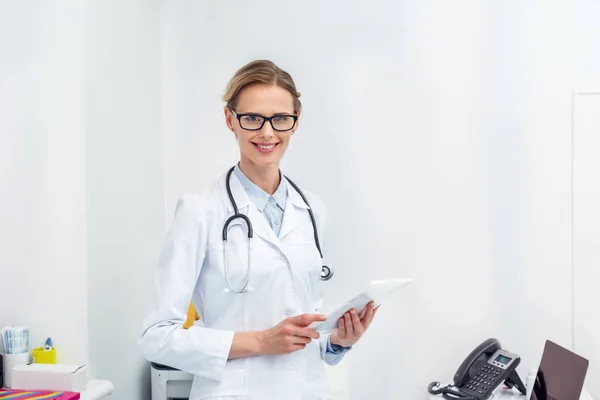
[427,382,480,400]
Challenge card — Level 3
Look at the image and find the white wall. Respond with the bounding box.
[569,6,600,400]
[0,2,163,398]
[85,1,163,399]
[161,1,600,399]
[573,93,600,397]
[0,1,88,365]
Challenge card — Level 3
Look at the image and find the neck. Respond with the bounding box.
[238,159,280,195]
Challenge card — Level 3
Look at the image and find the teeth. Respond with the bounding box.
[257,144,275,150]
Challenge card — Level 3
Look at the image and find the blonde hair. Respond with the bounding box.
[223,60,302,113]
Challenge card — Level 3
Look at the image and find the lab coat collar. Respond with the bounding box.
[283,177,310,210]
[220,169,280,247]
[233,164,287,212]
[277,177,312,239]
[223,168,310,212]
[222,169,251,213]
[219,168,311,245]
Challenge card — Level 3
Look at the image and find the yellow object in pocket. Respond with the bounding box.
[183,301,200,329]
[32,347,56,364]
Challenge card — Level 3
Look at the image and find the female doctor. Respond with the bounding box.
[139,60,378,399]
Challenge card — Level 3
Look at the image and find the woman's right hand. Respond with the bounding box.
[258,314,326,355]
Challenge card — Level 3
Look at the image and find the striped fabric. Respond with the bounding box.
[0,390,79,400]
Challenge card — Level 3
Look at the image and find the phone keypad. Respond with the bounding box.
[465,365,503,395]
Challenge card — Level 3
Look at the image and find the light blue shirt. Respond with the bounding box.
[233,165,349,355]
[233,165,287,237]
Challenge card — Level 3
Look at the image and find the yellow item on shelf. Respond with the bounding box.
[183,301,200,329]
[32,347,57,364]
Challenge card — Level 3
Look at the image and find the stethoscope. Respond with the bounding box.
[223,166,333,293]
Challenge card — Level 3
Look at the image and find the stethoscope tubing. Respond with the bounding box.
[222,166,333,293]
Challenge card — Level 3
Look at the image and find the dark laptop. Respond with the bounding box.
[530,340,589,400]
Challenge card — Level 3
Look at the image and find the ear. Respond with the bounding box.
[224,107,236,131]
[293,109,301,134]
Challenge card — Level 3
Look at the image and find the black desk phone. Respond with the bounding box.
[428,338,526,400]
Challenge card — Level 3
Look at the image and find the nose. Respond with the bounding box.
[259,121,275,139]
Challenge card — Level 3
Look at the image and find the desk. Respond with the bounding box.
[79,380,114,400]
[0,380,113,400]
[149,364,595,400]
[429,386,593,400]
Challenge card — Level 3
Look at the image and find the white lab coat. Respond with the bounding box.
[139,171,346,399]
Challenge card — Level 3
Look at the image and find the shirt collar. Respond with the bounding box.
[233,164,287,212]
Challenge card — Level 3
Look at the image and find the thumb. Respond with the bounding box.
[288,313,327,327]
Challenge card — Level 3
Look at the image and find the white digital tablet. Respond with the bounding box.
[309,278,413,334]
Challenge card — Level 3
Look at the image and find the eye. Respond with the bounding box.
[243,115,261,122]
[273,116,290,123]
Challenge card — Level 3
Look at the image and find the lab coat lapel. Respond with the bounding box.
[223,169,250,214]
[278,196,300,240]
[278,178,310,240]
[222,170,280,249]
[247,205,280,248]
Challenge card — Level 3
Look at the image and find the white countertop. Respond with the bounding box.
[79,380,114,400]
[430,386,593,400]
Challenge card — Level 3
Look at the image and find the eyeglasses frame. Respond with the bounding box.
[229,109,298,132]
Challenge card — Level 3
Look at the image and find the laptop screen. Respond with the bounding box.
[530,340,589,400]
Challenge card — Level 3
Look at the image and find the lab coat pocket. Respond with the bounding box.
[286,242,323,303]
[222,242,251,288]
[207,236,252,292]
[289,242,321,275]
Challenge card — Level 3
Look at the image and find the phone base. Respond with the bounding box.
[503,369,526,395]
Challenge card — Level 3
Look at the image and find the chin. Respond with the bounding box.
[252,158,280,168]
[249,152,282,167]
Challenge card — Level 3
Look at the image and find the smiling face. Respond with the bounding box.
[225,83,299,170]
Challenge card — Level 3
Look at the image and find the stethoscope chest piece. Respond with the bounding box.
[320,263,334,281]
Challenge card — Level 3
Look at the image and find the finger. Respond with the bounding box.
[284,323,320,340]
[344,312,354,336]
[289,313,327,327]
[360,301,374,319]
[359,302,374,318]
[294,326,320,340]
[350,308,364,335]
[361,302,376,328]
[285,338,309,353]
[291,335,312,345]
[337,316,346,338]
[289,343,308,353]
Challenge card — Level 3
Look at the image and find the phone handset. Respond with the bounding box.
[428,338,526,400]
[454,338,501,387]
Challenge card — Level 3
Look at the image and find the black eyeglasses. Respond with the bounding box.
[230,109,298,132]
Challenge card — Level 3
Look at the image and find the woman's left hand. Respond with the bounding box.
[329,300,378,348]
